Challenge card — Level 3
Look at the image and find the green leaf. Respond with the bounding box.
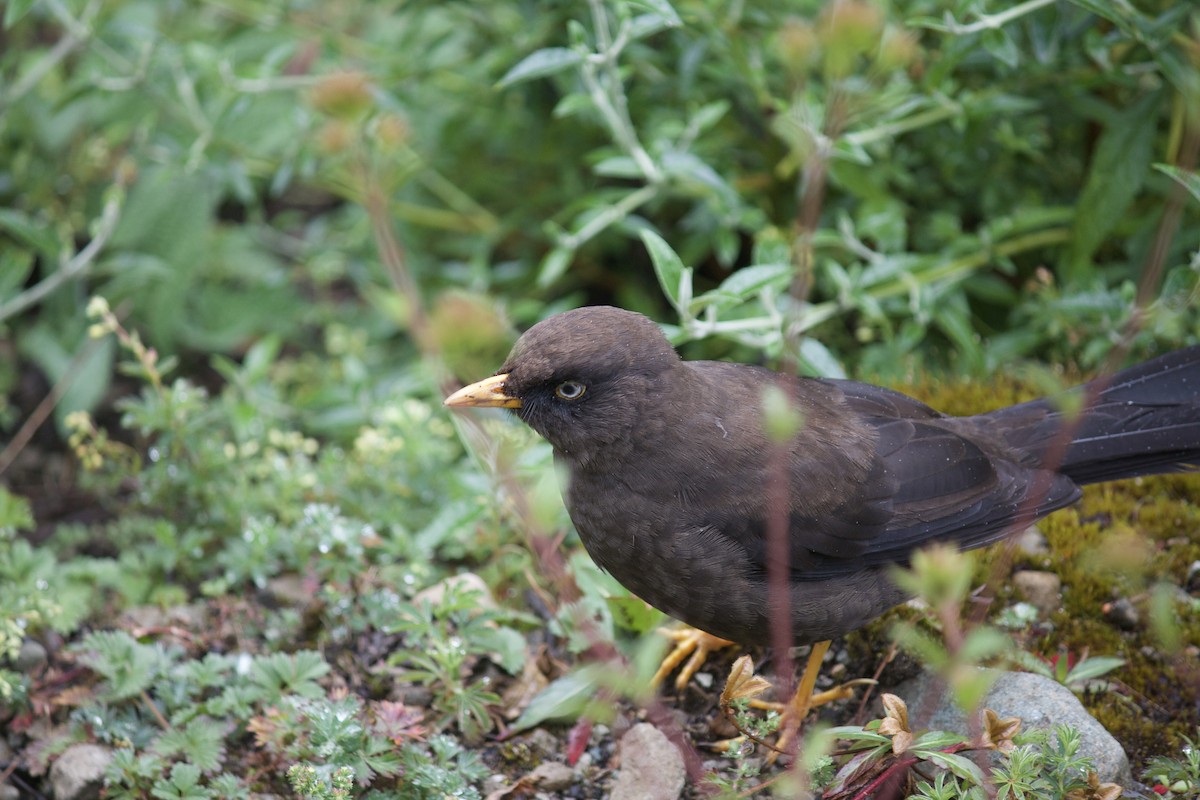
[250,651,330,700]
[628,13,678,41]
[824,726,892,746]
[471,625,528,675]
[661,151,734,198]
[917,749,986,785]
[497,48,583,88]
[798,338,846,380]
[715,263,792,300]
[691,100,730,133]
[627,0,682,27]
[3,0,38,29]
[980,28,1020,68]
[536,246,574,287]
[1064,655,1124,684]
[74,630,170,701]
[1064,91,1161,280]
[593,156,642,178]
[151,762,207,800]
[1154,164,1200,206]
[1009,649,1053,678]
[152,718,227,772]
[639,229,691,313]
[1064,0,1142,36]
[509,663,606,732]
[911,730,968,750]
[0,208,60,259]
[606,595,665,634]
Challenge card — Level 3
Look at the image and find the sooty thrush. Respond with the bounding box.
[445,306,1200,736]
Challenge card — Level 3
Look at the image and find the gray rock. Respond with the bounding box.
[530,761,574,791]
[611,723,685,800]
[896,669,1130,786]
[14,639,47,673]
[0,784,18,800]
[50,743,112,800]
[1012,570,1062,617]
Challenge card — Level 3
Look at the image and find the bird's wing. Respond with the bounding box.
[711,379,1081,580]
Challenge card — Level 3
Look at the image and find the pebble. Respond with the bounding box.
[530,761,574,791]
[610,723,685,800]
[49,743,112,800]
[1102,597,1140,630]
[1012,570,1061,617]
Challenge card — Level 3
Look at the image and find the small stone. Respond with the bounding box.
[122,605,169,629]
[0,785,18,800]
[50,743,112,800]
[14,639,47,673]
[524,727,559,759]
[530,761,574,791]
[166,603,208,628]
[611,723,685,800]
[1185,560,1200,595]
[393,685,433,707]
[1015,526,1049,556]
[414,573,497,612]
[1012,570,1061,617]
[1102,597,1139,630]
[265,575,316,608]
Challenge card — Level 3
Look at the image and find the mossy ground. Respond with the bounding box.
[885,372,1200,774]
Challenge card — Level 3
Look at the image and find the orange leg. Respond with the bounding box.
[652,625,736,690]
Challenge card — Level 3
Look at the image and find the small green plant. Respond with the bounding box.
[1143,730,1200,799]
[288,764,356,800]
[888,545,1015,710]
[387,580,529,739]
[1011,648,1125,695]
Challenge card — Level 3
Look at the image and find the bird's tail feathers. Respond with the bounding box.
[987,345,1200,485]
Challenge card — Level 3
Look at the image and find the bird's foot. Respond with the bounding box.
[652,625,736,691]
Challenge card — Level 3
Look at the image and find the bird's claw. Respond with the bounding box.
[652,626,736,691]
[749,677,876,712]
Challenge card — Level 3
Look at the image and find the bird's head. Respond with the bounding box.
[444,306,681,463]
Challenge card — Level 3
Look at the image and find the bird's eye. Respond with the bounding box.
[554,381,586,400]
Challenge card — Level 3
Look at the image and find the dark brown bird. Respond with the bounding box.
[445,306,1200,671]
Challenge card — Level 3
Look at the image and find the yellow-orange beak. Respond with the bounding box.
[444,373,522,409]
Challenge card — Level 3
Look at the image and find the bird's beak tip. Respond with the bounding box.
[444,373,522,409]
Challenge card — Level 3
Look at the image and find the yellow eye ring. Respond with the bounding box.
[555,381,586,400]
